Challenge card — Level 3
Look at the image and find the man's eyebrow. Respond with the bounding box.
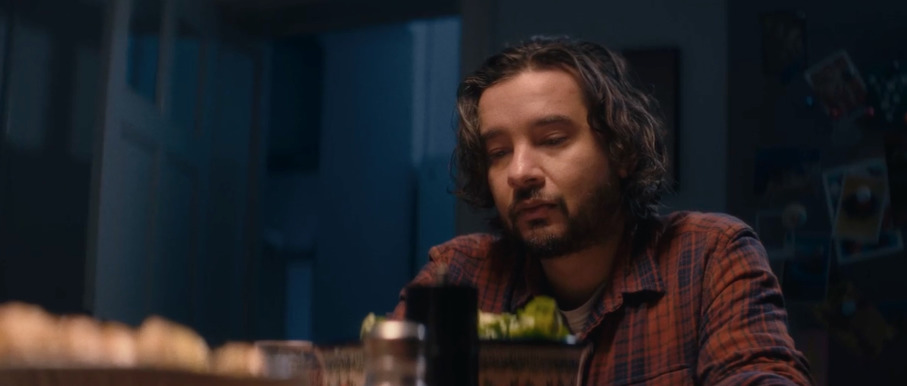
[531,114,575,127]
[480,115,576,142]
[480,128,504,142]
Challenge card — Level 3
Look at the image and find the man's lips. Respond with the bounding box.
[512,200,557,219]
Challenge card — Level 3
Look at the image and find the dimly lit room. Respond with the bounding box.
[0,0,903,384]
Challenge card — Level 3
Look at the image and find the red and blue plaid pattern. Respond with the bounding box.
[394,211,812,385]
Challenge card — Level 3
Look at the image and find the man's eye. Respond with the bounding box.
[543,137,567,146]
[487,150,509,161]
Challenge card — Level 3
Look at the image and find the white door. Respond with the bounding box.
[86,0,262,340]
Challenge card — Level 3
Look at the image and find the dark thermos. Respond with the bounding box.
[404,284,478,386]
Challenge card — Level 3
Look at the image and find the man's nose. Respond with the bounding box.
[507,146,544,189]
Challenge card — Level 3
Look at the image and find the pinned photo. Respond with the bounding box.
[836,230,904,264]
[832,174,887,243]
[805,51,867,118]
[823,158,904,264]
[865,61,907,128]
[761,10,807,81]
[822,158,889,227]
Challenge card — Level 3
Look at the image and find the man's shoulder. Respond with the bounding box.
[428,233,500,263]
[662,211,754,238]
[653,212,767,287]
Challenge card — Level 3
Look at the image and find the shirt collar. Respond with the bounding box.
[509,253,547,311]
[621,243,666,295]
[581,242,665,340]
[506,239,667,340]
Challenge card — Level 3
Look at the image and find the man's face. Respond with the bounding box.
[478,69,623,258]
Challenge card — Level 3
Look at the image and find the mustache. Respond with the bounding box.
[513,186,542,205]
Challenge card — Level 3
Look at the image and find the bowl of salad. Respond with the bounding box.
[319,296,583,386]
[475,296,583,386]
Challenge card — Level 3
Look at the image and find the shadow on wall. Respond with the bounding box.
[0,0,104,315]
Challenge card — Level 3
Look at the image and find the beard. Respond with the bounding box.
[497,178,621,260]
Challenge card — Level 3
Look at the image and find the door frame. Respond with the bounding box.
[85,0,266,331]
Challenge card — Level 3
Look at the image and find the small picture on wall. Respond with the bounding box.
[822,158,889,227]
[865,61,907,128]
[823,158,904,264]
[832,173,888,243]
[805,50,868,117]
[761,10,807,81]
[836,230,904,264]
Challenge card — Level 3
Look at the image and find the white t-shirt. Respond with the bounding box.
[559,283,608,334]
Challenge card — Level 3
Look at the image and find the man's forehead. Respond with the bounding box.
[476,70,588,140]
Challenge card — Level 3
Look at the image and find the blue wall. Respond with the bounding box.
[313,23,417,343]
[268,18,460,342]
[410,18,460,273]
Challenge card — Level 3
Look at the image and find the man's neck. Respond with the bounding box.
[539,229,624,310]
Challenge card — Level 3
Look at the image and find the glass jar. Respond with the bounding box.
[256,340,323,386]
[364,320,426,386]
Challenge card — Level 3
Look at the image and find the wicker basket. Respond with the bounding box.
[318,340,584,386]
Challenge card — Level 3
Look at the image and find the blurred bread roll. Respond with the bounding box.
[57,314,106,367]
[0,302,64,367]
[211,342,264,378]
[99,321,137,367]
[136,316,210,372]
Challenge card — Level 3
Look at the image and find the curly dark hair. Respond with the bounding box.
[453,35,670,232]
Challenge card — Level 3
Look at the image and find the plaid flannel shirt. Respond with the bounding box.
[393,211,812,385]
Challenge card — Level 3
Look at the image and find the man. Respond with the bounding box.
[393,36,812,385]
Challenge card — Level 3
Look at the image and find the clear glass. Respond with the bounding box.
[364,320,426,386]
[364,354,426,386]
[255,340,324,386]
